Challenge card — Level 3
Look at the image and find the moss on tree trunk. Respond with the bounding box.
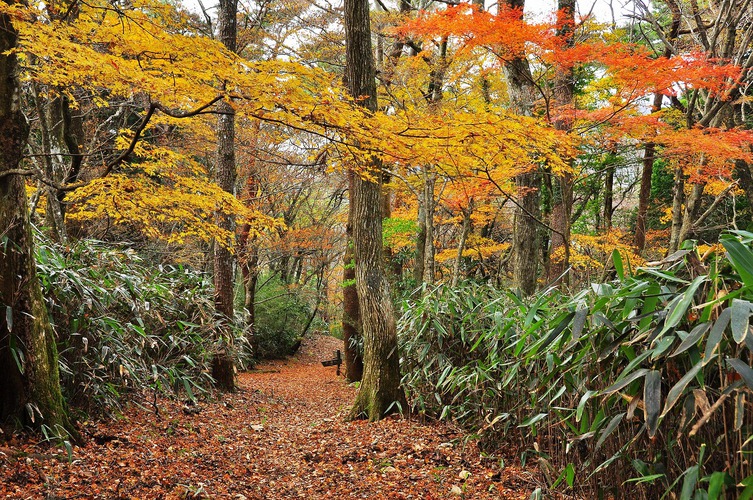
[0,2,76,438]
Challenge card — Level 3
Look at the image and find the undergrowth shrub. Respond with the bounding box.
[253,275,312,358]
[400,231,753,499]
[35,235,238,416]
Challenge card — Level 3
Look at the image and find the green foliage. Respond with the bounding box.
[383,217,418,247]
[399,232,753,497]
[35,234,231,415]
[253,275,312,359]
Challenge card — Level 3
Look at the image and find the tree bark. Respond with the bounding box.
[603,159,615,232]
[422,171,436,285]
[413,190,426,284]
[451,202,473,288]
[502,0,540,295]
[547,0,575,284]
[343,171,363,382]
[668,165,685,253]
[344,0,405,420]
[212,0,239,392]
[635,2,680,250]
[0,1,75,438]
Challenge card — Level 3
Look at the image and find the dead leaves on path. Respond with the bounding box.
[0,335,531,499]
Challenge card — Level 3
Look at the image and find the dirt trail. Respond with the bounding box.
[0,335,533,499]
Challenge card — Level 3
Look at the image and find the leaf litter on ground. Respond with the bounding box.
[0,334,532,499]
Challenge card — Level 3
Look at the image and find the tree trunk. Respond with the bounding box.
[735,159,753,225]
[212,0,239,392]
[634,139,657,250]
[32,91,68,243]
[413,191,426,285]
[344,0,405,420]
[349,171,406,420]
[240,237,259,352]
[0,2,75,438]
[603,160,614,231]
[502,0,540,295]
[451,202,473,288]
[677,183,705,246]
[343,171,363,382]
[547,0,575,284]
[635,2,679,250]
[668,166,685,253]
[422,171,436,285]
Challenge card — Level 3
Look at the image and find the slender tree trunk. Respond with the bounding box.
[668,166,685,253]
[343,172,363,382]
[502,0,540,295]
[735,159,753,224]
[635,94,665,250]
[212,0,239,392]
[422,171,436,285]
[547,0,575,284]
[32,91,68,243]
[344,0,405,420]
[239,237,259,353]
[603,161,614,231]
[635,3,680,249]
[451,203,473,288]
[414,190,426,284]
[677,183,705,246]
[0,2,75,438]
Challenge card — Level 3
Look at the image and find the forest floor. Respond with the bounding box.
[0,334,536,499]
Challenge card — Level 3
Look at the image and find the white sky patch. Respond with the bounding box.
[179,0,634,23]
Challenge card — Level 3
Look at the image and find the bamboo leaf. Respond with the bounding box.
[661,361,702,417]
[595,412,625,451]
[577,390,596,423]
[518,413,548,428]
[671,322,710,358]
[704,308,731,364]
[662,276,706,335]
[721,234,753,288]
[680,465,699,500]
[731,299,752,344]
[707,471,730,500]
[602,369,649,396]
[644,370,661,438]
[566,308,589,349]
[727,358,753,391]
[613,248,624,281]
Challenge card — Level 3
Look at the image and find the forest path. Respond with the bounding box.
[1,334,533,499]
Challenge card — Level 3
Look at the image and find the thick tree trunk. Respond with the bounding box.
[344,0,405,420]
[343,171,363,382]
[0,3,75,437]
[212,0,239,392]
[349,172,406,420]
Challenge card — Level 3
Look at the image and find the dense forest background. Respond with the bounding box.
[2,0,753,496]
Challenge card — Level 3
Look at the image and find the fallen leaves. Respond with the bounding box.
[0,335,532,499]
